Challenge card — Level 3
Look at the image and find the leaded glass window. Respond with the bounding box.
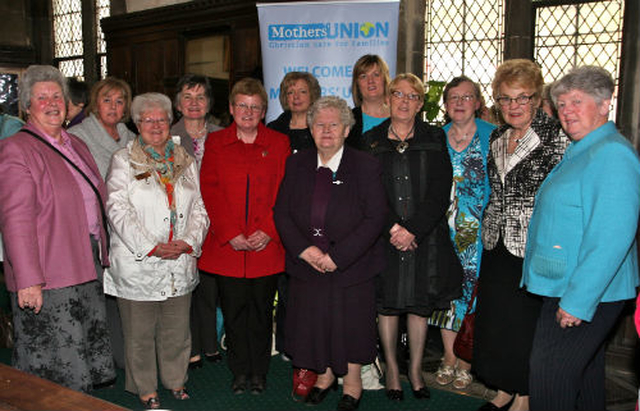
[97,0,110,78]
[53,0,83,78]
[53,0,111,80]
[534,0,624,120]
[424,0,505,122]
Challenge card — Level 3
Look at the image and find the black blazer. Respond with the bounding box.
[345,106,364,148]
[273,146,388,287]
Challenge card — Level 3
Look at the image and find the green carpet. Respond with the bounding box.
[1,348,484,410]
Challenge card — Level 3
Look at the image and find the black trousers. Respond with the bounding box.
[105,295,126,368]
[190,271,220,357]
[216,274,279,377]
[529,297,624,411]
[275,273,288,354]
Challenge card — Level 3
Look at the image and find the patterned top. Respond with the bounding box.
[482,109,569,258]
[429,118,494,330]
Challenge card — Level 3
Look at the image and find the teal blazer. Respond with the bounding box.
[522,121,640,321]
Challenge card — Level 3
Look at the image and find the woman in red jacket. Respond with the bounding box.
[199,78,290,394]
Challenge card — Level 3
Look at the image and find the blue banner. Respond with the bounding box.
[257,0,399,122]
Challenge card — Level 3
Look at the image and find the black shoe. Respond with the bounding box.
[336,394,360,411]
[412,386,430,399]
[205,352,223,363]
[305,379,337,405]
[232,375,248,394]
[188,359,203,369]
[92,377,116,390]
[385,389,403,401]
[250,374,266,394]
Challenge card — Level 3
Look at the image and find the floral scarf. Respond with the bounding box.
[139,135,177,240]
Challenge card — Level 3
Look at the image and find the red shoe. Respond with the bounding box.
[292,368,318,400]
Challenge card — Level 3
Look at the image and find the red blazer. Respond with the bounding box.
[0,125,109,292]
[198,122,290,278]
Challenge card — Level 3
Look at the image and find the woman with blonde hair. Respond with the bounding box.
[363,73,462,402]
[69,77,135,178]
[473,59,569,411]
[346,54,391,148]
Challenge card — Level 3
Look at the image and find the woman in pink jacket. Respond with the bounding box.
[0,65,115,392]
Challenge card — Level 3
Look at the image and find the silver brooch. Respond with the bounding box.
[396,141,409,154]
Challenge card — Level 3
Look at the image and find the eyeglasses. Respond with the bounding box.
[140,118,169,126]
[448,95,475,103]
[234,103,263,112]
[496,94,536,107]
[391,91,422,101]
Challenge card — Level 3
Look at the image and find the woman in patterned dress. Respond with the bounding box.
[428,76,495,389]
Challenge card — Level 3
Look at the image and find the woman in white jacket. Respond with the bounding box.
[105,92,209,410]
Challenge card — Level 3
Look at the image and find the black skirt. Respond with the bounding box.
[473,239,542,394]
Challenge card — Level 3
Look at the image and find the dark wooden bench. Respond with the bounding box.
[0,364,129,411]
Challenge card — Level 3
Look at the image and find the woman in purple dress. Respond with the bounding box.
[274,96,387,411]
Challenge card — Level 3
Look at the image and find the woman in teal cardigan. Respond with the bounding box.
[522,66,640,411]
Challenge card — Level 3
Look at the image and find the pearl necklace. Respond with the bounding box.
[187,124,207,139]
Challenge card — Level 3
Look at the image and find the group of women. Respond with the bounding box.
[0,55,637,411]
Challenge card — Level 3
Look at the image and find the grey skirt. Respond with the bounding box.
[9,238,115,392]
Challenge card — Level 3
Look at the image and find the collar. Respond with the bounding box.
[221,122,271,148]
[564,121,617,159]
[317,146,344,173]
[129,135,193,178]
[26,121,72,147]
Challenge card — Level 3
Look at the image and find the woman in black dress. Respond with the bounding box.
[267,71,321,153]
[362,73,462,401]
[267,71,322,362]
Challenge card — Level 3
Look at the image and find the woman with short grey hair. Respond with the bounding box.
[307,95,355,129]
[131,93,174,125]
[275,95,387,410]
[550,65,613,105]
[17,65,69,111]
[105,92,209,409]
[0,64,115,392]
[523,66,640,411]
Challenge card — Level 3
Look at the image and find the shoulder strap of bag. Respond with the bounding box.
[20,128,110,248]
